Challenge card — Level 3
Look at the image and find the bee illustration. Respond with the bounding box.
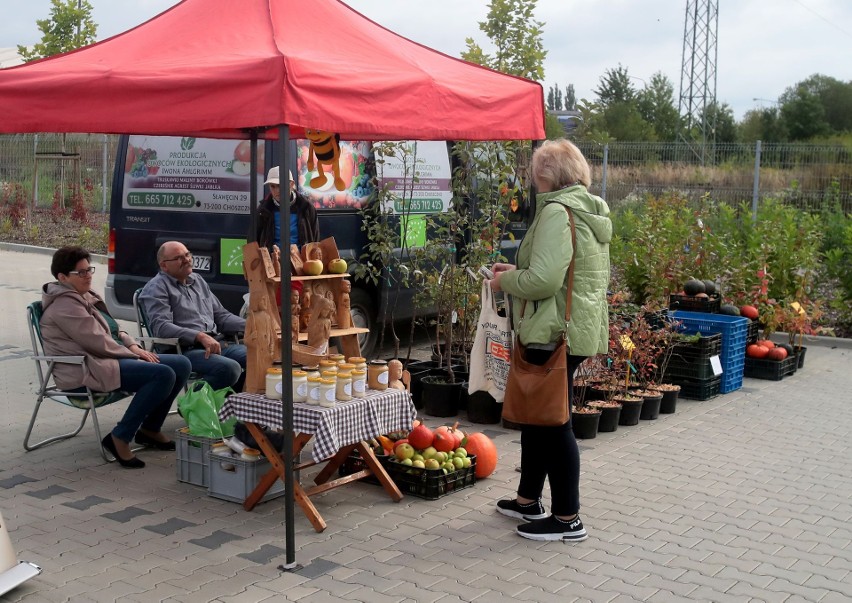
[305,129,345,191]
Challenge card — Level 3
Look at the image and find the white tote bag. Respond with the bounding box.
[467,281,512,402]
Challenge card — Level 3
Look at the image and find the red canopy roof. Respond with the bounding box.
[0,0,545,141]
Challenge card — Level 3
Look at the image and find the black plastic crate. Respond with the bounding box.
[664,355,717,381]
[384,456,477,500]
[338,449,383,485]
[744,355,798,380]
[746,320,761,344]
[673,376,721,401]
[667,333,722,362]
[668,294,721,313]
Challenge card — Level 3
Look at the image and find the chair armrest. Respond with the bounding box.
[33,354,86,365]
[138,336,183,352]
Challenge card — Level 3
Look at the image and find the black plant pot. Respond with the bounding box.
[453,371,469,410]
[571,410,601,439]
[406,360,444,410]
[794,346,807,370]
[639,392,662,420]
[589,403,621,432]
[616,398,643,426]
[421,375,463,417]
[467,391,502,424]
[656,387,680,414]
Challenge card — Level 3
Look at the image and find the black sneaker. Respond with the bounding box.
[496,498,548,520]
[516,514,588,542]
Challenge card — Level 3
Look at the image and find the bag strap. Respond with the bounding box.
[518,204,577,324]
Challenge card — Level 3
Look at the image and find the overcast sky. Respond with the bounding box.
[2,0,850,120]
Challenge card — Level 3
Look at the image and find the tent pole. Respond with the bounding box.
[277,125,299,571]
[248,130,259,242]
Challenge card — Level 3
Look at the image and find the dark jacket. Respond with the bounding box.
[257,192,320,252]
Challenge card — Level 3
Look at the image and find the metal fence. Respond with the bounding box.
[0,133,118,212]
[575,141,852,213]
[2,136,850,214]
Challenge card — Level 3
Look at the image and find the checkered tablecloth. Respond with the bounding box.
[219,388,416,462]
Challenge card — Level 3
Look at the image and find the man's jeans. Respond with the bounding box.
[183,343,247,391]
[112,354,192,443]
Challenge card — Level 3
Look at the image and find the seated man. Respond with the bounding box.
[139,241,247,392]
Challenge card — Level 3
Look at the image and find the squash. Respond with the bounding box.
[683,278,705,296]
[463,432,497,478]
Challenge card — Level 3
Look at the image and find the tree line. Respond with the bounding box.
[547,66,852,145]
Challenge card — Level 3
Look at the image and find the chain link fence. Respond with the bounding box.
[575,141,852,212]
[0,133,118,212]
[2,136,850,214]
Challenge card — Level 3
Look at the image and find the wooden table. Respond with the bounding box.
[219,388,416,532]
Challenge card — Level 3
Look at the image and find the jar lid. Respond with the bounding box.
[308,376,323,383]
[321,370,338,377]
[338,363,357,370]
[351,369,366,376]
[337,371,352,378]
[348,357,366,363]
[369,360,387,366]
[328,354,346,361]
[302,364,319,370]
[320,378,336,385]
[319,360,337,366]
[292,370,308,377]
[266,368,283,375]
[242,448,261,457]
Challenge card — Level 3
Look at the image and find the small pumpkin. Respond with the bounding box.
[463,432,497,478]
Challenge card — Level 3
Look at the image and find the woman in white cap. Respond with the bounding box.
[257,166,320,252]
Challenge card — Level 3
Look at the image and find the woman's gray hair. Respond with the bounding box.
[531,139,591,189]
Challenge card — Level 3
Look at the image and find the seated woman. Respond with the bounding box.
[40,246,192,469]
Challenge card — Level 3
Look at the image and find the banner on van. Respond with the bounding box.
[296,140,374,211]
[122,136,263,214]
[375,141,452,215]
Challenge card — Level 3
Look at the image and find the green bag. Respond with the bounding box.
[177,381,237,439]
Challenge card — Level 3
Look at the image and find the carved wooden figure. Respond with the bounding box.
[337,279,352,329]
[290,289,300,343]
[388,359,406,391]
[244,283,278,393]
[306,295,336,354]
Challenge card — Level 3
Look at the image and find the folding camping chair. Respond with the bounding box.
[24,301,132,463]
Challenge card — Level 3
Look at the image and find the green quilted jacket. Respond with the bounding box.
[499,185,611,356]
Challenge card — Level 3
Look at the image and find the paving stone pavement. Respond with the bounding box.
[1,245,850,602]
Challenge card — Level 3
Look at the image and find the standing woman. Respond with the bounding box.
[489,139,611,541]
[40,246,192,469]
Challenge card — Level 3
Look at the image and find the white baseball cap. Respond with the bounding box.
[263,166,295,185]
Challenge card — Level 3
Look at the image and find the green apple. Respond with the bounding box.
[454,447,467,458]
[401,458,413,466]
[412,460,425,469]
[421,446,437,460]
[327,258,348,274]
[424,458,441,470]
[434,451,447,464]
[462,457,472,468]
[452,457,464,469]
[412,454,424,463]
[394,443,415,461]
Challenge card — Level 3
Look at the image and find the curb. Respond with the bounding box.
[0,242,107,263]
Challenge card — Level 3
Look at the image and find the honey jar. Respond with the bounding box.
[351,369,367,397]
[319,378,337,408]
[265,367,283,400]
[292,370,308,403]
[336,371,352,402]
[367,360,389,391]
[306,376,322,405]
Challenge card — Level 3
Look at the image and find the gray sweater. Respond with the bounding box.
[139,271,245,346]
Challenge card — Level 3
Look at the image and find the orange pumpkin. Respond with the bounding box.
[757,339,775,349]
[747,344,769,359]
[766,347,788,361]
[463,432,497,478]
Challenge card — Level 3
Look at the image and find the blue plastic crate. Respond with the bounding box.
[671,311,749,393]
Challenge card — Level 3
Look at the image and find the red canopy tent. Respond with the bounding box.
[0,0,544,141]
[0,0,545,568]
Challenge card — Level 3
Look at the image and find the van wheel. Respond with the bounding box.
[348,287,377,358]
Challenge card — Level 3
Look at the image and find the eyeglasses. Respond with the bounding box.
[163,252,193,263]
[68,267,96,276]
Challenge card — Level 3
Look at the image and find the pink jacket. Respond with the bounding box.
[40,282,138,392]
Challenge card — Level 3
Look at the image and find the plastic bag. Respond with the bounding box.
[177,381,237,438]
[467,281,512,402]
